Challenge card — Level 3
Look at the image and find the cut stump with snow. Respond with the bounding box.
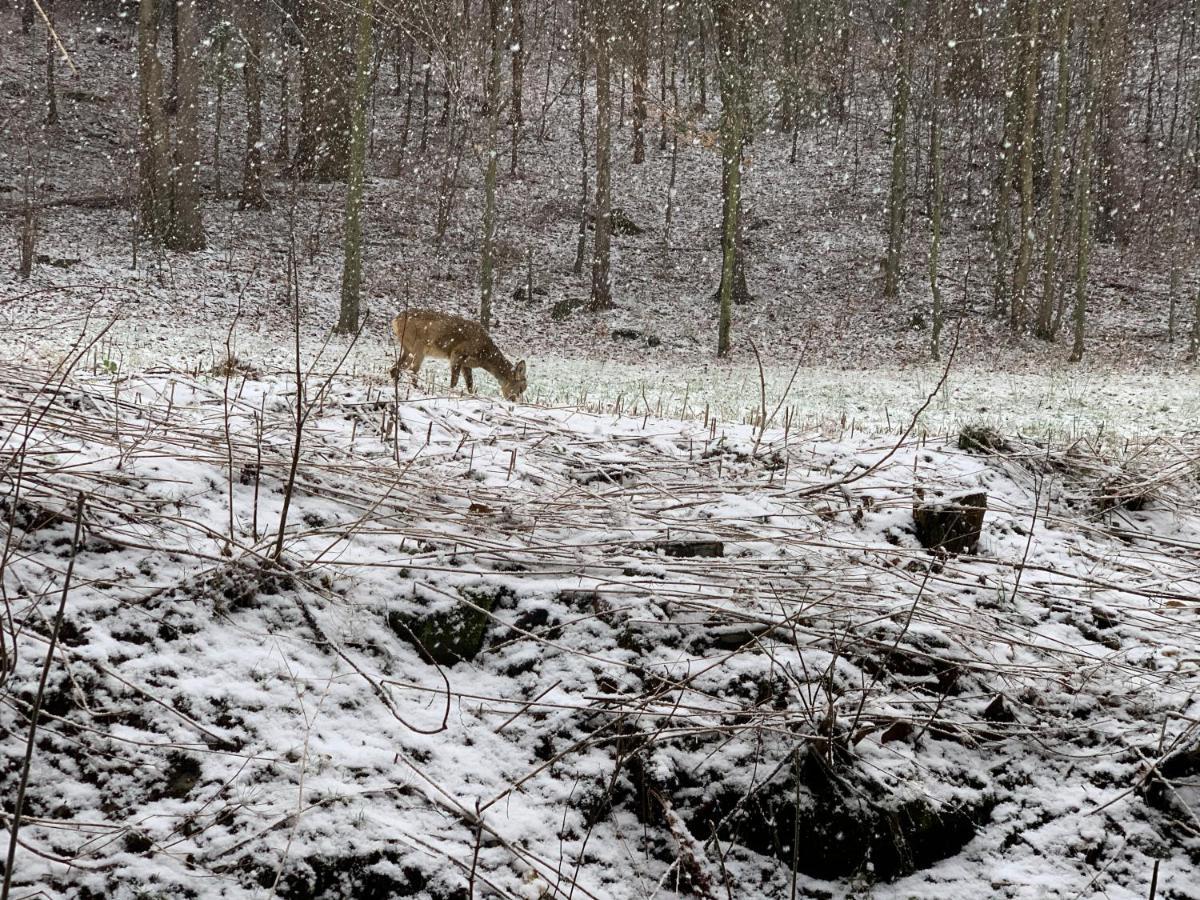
[913,489,987,555]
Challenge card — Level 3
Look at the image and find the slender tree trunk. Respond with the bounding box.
[715,0,743,356]
[481,0,505,327]
[663,30,679,260]
[239,5,269,210]
[44,0,57,126]
[511,0,525,125]
[573,0,589,277]
[929,0,945,361]
[212,21,228,194]
[1036,0,1073,341]
[400,40,415,152]
[273,20,291,164]
[335,0,374,334]
[589,0,614,310]
[658,0,668,151]
[991,7,1022,317]
[1070,7,1105,363]
[632,0,649,163]
[1009,0,1041,333]
[883,0,913,301]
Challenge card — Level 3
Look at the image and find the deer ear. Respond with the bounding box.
[516,360,526,377]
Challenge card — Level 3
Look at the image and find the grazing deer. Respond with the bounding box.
[389,309,528,401]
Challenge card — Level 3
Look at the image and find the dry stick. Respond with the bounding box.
[1,492,84,900]
[29,0,79,76]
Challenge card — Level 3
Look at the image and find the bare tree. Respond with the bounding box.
[1070,2,1108,363]
[1035,0,1074,341]
[237,3,269,210]
[1009,0,1041,333]
[589,0,615,311]
[882,0,913,301]
[335,0,375,334]
[481,0,506,326]
[137,0,205,251]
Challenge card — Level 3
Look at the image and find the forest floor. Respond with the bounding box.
[2,9,1200,900]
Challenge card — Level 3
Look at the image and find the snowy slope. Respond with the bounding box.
[2,355,1199,899]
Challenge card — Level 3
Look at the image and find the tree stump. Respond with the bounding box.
[912,489,987,555]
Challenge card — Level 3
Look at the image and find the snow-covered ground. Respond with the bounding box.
[2,341,1199,899]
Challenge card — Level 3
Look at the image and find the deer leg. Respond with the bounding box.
[409,351,425,387]
[390,349,412,382]
[450,361,461,388]
[463,367,475,392]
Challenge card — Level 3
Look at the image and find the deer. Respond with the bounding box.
[389,309,528,401]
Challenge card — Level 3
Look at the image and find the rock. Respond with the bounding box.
[35,254,81,269]
[1144,741,1200,824]
[611,327,663,348]
[646,540,725,559]
[512,285,548,303]
[690,746,994,881]
[913,489,987,555]
[550,298,579,321]
[589,207,644,236]
[958,426,1013,454]
[388,582,515,665]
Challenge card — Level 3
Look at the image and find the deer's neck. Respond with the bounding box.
[478,342,514,382]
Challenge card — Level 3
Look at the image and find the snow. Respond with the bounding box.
[1,348,1198,898]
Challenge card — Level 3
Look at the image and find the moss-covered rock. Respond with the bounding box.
[689,746,994,881]
[388,582,516,665]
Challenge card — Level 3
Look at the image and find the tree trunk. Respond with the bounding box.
[715,0,743,357]
[274,16,292,164]
[481,0,505,327]
[1009,0,1041,333]
[294,0,353,181]
[573,0,589,277]
[511,0,525,125]
[335,0,374,334]
[138,0,171,243]
[991,8,1022,318]
[44,0,57,126]
[883,0,912,301]
[1035,0,1073,341]
[658,0,668,151]
[167,0,205,250]
[632,0,649,163]
[928,0,944,361]
[1070,6,1105,363]
[137,0,205,251]
[238,5,269,210]
[212,20,228,194]
[589,0,614,311]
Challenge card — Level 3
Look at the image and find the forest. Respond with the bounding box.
[1,2,1200,899]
